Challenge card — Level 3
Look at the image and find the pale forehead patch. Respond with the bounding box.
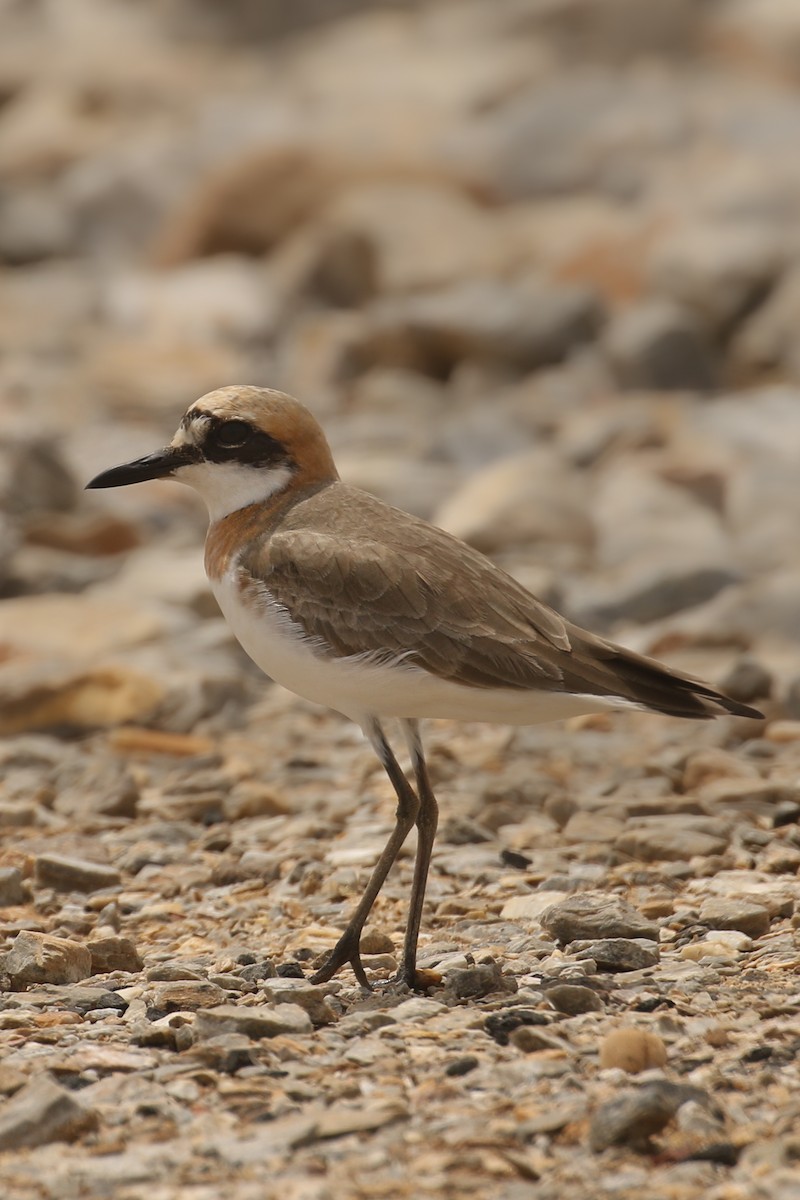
[171,411,211,448]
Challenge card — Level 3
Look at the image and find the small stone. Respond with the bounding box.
[0,800,39,827]
[34,854,121,894]
[500,892,569,923]
[484,1009,549,1047]
[445,961,517,1000]
[194,1003,313,1041]
[765,720,800,744]
[698,898,770,938]
[0,866,27,907]
[680,930,752,962]
[238,960,278,983]
[590,1082,704,1152]
[615,824,728,862]
[574,939,659,973]
[540,893,658,944]
[222,782,289,821]
[358,927,395,955]
[545,984,604,1015]
[189,1033,255,1074]
[145,963,207,982]
[314,1100,407,1141]
[445,1056,480,1078]
[2,931,91,989]
[719,657,773,704]
[0,1076,98,1151]
[0,1066,26,1097]
[599,1028,668,1074]
[260,980,337,1026]
[87,935,143,975]
[604,299,716,391]
[150,981,226,1012]
[509,1026,566,1054]
[25,985,128,1015]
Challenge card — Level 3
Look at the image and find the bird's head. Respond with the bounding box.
[86,386,338,520]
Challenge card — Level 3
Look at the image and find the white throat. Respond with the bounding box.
[175,461,292,521]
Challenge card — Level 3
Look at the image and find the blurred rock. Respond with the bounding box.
[0,439,78,518]
[0,593,176,659]
[87,934,143,974]
[599,1028,667,1073]
[575,564,741,630]
[590,1082,706,1152]
[540,894,658,943]
[719,656,773,704]
[449,73,689,200]
[0,662,165,735]
[544,983,604,1015]
[731,267,800,382]
[357,276,603,377]
[0,1076,98,1151]
[34,853,121,893]
[310,181,506,295]
[52,759,140,819]
[0,185,75,264]
[2,931,92,989]
[616,819,729,862]
[710,0,800,80]
[603,299,716,391]
[697,898,770,938]
[23,512,141,557]
[152,147,354,265]
[0,867,27,907]
[591,461,732,574]
[194,1003,313,1040]
[575,938,659,972]
[103,258,278,343]
[434,447,593,556]
[649,222,785,340]
[532,0,701,62]
[164,0,417,44]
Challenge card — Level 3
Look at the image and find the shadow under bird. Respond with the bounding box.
[86,386,762,989]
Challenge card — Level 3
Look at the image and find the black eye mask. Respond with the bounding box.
[204,419,291,468]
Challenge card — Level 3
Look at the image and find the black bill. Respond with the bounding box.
[85,445,197,489]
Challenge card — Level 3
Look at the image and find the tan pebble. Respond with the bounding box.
[108,726,215,757]
[510,1026,565,1054]
[639,896,674,919]
[599,1028,667,1074]
[223,782,289,819]
[359,927,395,955]
[706,1026,730,1048]
[682,749,757,790]
[765,720,800,744]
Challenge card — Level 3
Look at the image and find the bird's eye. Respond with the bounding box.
[214,420,252,448]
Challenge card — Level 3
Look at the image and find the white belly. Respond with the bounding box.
[212,567,628,727]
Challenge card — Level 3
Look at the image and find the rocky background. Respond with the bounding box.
[1,0,800,1197]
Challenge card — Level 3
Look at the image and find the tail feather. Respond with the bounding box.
[565,632,764,721]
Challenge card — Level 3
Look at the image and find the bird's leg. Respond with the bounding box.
[397,719,439,990]
[311,718,419,988]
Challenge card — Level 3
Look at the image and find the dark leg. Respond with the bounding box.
[311,717,419,988]
[397,719,439,988]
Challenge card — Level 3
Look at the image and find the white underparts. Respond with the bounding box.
[210,563,644,727]
[175,461,292,521]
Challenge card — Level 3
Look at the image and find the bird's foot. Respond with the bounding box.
[311,931,371,989]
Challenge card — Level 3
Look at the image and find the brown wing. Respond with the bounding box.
[237,485,761,718]
[239,518,572,693]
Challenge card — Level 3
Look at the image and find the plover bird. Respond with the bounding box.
[87,386,762,988]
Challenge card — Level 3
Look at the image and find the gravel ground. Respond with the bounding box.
[1,2,800,1197]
